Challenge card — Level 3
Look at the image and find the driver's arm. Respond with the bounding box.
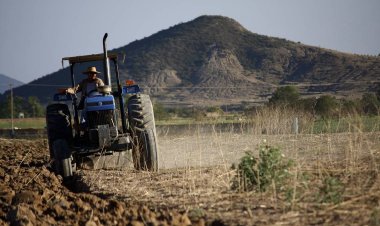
[97,78,105,86]
[66,81,83,94]
[66,87,75,94]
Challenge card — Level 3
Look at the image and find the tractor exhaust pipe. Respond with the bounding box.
[103,33,111,86]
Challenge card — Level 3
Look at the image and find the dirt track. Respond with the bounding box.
[1,130,380,225]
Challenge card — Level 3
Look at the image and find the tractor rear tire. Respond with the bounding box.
[46,104,72,160]
[53,139,74,180]
[127,94,158,171]
[135,128,158,171]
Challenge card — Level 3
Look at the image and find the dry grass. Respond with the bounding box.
[81,109,380,225]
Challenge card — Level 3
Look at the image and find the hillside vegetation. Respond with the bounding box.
[4,15,380,106]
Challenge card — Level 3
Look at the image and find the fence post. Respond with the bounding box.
[292,117,299,134]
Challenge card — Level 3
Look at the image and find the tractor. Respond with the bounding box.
[46,33,158,180]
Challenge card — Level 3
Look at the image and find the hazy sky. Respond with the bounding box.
[1,0,380,83]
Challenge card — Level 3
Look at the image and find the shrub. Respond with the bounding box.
[340,99,361,115]
[231,151,258,191]
[268,86,300,107]
[361,93,380,115]
[370,207,380,226]
[298,97,317,114]
[315,95,339,118]
[231,144,293,192]
[317,176,344,204]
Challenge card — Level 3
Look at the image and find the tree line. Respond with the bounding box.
[1,86,379,120]
[264,86,380,118]
[0,95,44,118]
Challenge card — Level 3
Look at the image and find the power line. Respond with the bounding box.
[0,83,70,87]
[0,81,379,89]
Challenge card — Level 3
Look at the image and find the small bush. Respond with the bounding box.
[231,151,258,191]
[188,207,206,220]
[317,176,344,204]
[361,93,380,115]
[231,145,293,192]
[315,95,339,118]
[370,207,380,226]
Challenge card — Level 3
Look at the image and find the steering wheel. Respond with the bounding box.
[87,89,100,97]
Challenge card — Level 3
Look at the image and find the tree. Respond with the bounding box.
[27,96,44,117]
[0,95,24,119]
[0,99,7,118]
[315,95,339,118]
[268,86,300,107]
[0,95,44,118]
[361,93,380,115]
[13,96,26,117]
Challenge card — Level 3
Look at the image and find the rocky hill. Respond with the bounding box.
[6,15,380,107]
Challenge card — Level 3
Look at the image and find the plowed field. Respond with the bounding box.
[1,130,380,225]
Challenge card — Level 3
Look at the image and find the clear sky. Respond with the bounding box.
[1,0,379,83]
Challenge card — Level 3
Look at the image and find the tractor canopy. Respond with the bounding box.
[62,53,118,65]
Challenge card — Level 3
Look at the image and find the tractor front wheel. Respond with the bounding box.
[53,139,74,180]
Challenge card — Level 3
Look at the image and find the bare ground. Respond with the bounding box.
[1,129,380,225]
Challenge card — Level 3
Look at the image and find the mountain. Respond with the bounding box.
[6,15,380,107]
[0,74,24,94]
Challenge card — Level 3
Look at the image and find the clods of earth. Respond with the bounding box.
[0,139,197,226]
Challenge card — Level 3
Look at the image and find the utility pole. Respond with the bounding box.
[10,84,14,137]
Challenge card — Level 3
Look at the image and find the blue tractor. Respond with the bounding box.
[46,34,158,180]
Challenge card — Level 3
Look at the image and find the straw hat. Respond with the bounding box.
[82,66,101,74]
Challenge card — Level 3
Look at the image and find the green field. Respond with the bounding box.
[0,116,242,129]
[311,116,380,133]
[0,118,46,129]
[1,116,379,133]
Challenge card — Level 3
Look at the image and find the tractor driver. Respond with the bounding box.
[65,66,105,109]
